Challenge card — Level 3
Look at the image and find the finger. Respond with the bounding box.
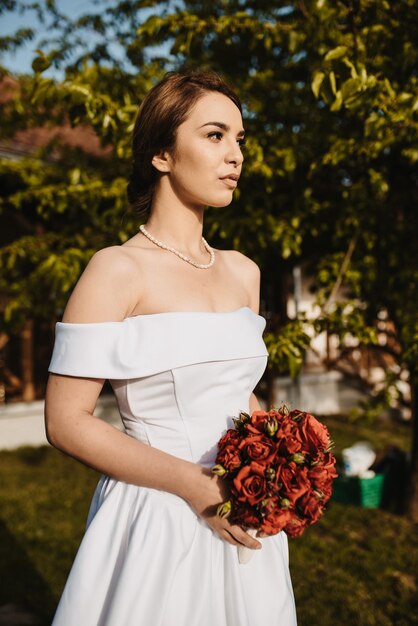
[208,521,241,547]
[228,525,262,549]
[222,530,242,547]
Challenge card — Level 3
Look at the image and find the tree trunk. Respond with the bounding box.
[0,332,8,404]
[21,318,35,402]
[264,268,290,410]
[405,376,418,521]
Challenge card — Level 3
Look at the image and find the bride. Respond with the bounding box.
[45,69,297,625]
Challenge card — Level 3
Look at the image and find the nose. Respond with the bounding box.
[225,139,244,167]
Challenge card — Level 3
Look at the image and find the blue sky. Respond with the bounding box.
[0,0,92,75]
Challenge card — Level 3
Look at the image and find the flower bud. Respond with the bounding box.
[277,402,290,416]
[211,464,228,477]
[239,411,251,423]
[232,417,245,431]
[325,441,335,453]
[216,500,232,519]
[280,498,291,508]
[265,467,276,482]
[264,416,278,437]
[260,497,275,513]
[290,452,305,465]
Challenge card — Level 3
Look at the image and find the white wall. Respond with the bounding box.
[0,395,123,450]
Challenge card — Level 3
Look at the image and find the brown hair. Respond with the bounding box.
[127,69,242,218]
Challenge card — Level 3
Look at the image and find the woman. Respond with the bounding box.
[45,69,297,625]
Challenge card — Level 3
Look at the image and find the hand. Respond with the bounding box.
[185,467,262,550]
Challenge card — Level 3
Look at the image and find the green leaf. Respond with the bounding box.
[324,46,348,61]
[341,77,362,101]
[329,71,337,95]
[330,91,343,111]
[311,71,325,98]
[31,55,51,73]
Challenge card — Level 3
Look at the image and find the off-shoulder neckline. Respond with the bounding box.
[125,306,262,320]
[57,306,265,326]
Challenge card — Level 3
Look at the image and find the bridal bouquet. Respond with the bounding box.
[211,404,338,564]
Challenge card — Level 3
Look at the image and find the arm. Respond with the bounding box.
[45,247,204,500]
[46,373,206,501]
[45,248,262,549]
[249,392,263,412]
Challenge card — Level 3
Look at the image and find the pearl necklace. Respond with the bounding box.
[139,224,215,269]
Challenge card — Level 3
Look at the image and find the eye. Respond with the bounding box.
[238,138,246,147]
[208,131,223,141]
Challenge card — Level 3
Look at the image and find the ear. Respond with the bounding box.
[151,149,172,173]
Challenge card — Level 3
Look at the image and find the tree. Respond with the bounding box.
[307,0,418,518]
[0,0,417,516]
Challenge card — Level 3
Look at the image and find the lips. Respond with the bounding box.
[220,173,240,188]
[220,173,240,182]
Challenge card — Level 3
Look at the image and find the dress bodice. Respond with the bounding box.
[48,306,269,468]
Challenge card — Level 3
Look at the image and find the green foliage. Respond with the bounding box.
[0,233,95,328]
[313,301,378,347]
[349,368,407,424]
[264,319,311,378]
[307,0,418,376]
[0,0,417,381]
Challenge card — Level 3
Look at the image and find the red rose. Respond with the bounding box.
[297,492,324,523]
[260,495,280,514]
[230,502,260,528]
[275,462,310,506]
[218,429,240,448]
[283,434,303,455]
[276,418,304,455]
[250,410,269,429]
[309,466,331,489]
[249,460,267,476]
[260,507,294,536]
[243,423,265,437]
[319,483,333,501]
[322,451,338,476]
[297,413,330,452]
[309,452,338,494]
[239,435,277,464]
[217,445,242,472]
[232,462,267,506]
[284,516,308,538]
[312,468,336,484]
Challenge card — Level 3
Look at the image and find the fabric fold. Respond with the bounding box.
[48,307,268,379]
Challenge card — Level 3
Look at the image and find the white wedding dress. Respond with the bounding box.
[48,306,297,625]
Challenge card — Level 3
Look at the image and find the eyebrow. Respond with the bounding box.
[198,121,245,137]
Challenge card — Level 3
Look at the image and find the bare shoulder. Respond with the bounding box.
[61,246,140,323]
[219,249,261,312]
[88,245,141,273]
[220,249,261,279]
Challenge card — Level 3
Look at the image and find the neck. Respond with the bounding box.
[144,192,207,257]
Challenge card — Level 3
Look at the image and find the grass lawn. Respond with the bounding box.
[0,415,417,625]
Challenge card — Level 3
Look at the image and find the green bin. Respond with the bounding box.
[331,473,385,508]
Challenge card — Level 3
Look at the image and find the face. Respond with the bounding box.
[153,91,245,208]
